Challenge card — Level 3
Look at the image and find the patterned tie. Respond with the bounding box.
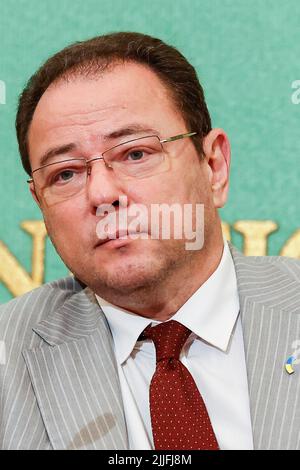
[139,320,219,450]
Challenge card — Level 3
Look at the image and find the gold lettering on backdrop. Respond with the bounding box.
[280,229,300,258]
[233,220,278,256]
[221,221,231,242]
[0,221,47,297]
[0,220,299,298]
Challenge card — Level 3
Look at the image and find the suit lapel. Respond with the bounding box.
[23,287,128,450]
[229,243,300,449]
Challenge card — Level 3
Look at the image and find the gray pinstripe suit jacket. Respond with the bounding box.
[0,242,300,450]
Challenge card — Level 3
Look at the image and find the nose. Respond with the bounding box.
[86,158,125,209]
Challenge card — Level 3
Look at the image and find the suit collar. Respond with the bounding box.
[32,286,105,346]
[228,241,300,312]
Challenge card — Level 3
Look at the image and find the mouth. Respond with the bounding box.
[94,229,148,249]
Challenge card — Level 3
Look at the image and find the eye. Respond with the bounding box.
[50,165,85,185]
[58,170,75,181]
[53,169,76,183]
[127,149,145,161]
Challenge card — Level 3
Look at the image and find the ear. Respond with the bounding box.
[202,128,231,208]
[28,181,42,209]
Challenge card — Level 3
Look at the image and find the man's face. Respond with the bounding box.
[28,62,223,297]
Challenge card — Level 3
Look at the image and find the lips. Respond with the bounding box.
[94,228,138,248]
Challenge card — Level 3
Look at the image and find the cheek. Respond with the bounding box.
[170,166,206,204]
[43,204,87,248]
[183,162,211,200]
[127,171,202,206]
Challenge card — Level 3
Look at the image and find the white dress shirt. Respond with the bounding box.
[95,241,254,450]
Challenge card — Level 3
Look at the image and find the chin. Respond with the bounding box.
[83,256,165,294]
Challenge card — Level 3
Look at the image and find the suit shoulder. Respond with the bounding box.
[251,254,300,282]
[229,242,300,284]
[0,276,84,329]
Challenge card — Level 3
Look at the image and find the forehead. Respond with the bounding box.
[28,62,186,162]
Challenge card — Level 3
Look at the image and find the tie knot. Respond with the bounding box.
[141,320,192,363]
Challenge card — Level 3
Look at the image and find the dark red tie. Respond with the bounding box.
[140,320,219,450]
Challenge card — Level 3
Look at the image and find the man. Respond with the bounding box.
[0,32,299,450]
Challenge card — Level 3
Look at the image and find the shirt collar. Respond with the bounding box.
[95,296,152,365]
[95,240,240,364]
[171,240,240,352]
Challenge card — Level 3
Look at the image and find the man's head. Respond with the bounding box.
[16,32,230,316]
[17,32,212,176]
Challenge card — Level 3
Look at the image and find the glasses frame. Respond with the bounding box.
[27,131,197,184]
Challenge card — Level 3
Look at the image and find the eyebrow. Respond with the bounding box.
[38,143,77,168]
[37,124,160,168]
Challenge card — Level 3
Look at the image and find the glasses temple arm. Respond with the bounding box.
[160,131,197,144]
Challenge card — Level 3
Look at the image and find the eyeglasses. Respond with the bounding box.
[28,131,197,205]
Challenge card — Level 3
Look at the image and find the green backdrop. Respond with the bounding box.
[0,0,299,303]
